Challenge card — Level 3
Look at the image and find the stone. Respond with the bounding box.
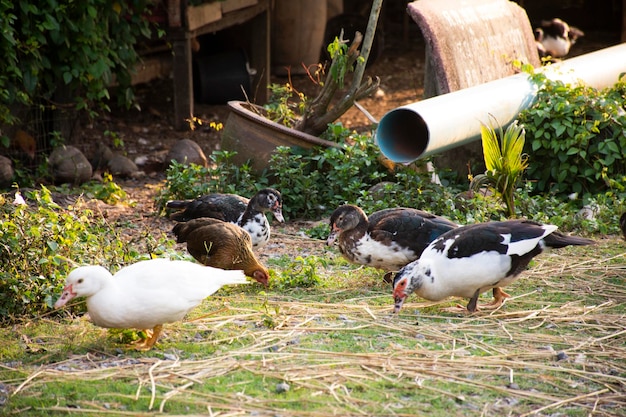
[107,154,139,178]
[0,155,14,188]
[48,145,93,185]
[91,143,114,171]
[166,139,208,167]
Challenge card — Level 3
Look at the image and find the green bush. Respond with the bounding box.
[157,123,625,235]
[156,123,488,223]
[155,151,268,212]
[0,0,155,132]
[0,187,143,323]
[268,124,441,219]
[518,71,626,197]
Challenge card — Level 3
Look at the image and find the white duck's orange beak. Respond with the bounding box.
[54,284,76,308]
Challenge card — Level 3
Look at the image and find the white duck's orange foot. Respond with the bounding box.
[132,325,163,351]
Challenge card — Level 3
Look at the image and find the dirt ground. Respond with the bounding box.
[71,10,619,260]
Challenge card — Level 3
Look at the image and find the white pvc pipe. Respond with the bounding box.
[376,43,626,163]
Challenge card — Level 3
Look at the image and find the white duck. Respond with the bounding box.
[392,220,595,313]
[54,258,249,350]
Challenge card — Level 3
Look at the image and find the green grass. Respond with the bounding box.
[1,234,625,416]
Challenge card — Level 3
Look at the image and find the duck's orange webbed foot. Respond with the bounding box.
[131,325,163,351]
[481,287,511,310]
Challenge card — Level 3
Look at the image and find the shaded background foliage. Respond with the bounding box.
[0,0,153,146]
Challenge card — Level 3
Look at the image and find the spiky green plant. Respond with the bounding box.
[470,117,529,218]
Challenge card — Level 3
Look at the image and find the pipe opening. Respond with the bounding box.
[376,108,429,163]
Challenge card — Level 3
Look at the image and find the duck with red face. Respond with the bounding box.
[392,220,595,313]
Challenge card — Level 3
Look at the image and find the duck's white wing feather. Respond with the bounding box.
[87,259,246,329]
[116,259,247,296]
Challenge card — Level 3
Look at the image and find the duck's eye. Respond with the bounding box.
[77,278,84,284]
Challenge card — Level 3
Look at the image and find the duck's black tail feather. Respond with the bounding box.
[166,199,192,209]
[544,231,595,248]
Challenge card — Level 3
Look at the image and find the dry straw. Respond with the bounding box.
[5,245,626,416]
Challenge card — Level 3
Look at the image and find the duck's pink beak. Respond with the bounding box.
[54,284,76,308]
[326,224,340,246]
[392,285,407,314]
[272,204,285,223]
[393,295,406,314]
[273,209,285,223]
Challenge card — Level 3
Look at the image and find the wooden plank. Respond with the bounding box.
[186,2,222,31]
[221,0,258,14]
[191,0,268,36]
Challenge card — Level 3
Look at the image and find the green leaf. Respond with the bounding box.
[606,141,620,153]
[554,124,566,137]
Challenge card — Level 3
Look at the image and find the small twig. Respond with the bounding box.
[12,369,46,396]
[353,101,378,124]
[147,360,161,410]
[519,389,610,417]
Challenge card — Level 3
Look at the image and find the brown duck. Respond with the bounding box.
[173,218,270,286]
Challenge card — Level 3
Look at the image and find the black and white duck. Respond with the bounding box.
[392,219,595,314]
[326,204,458,280]
[166,188,284,248]
[535,18,584,59]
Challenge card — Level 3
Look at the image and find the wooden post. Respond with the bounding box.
[171,30,194,130]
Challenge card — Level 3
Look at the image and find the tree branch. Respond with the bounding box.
[296,0,383,136]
